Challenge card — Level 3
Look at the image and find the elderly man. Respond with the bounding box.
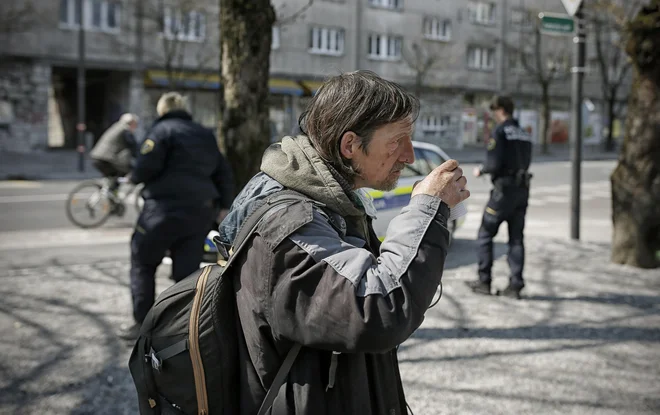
[119,92,234,340]
[218,70,470,414]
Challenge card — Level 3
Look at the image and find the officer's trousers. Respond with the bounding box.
[130,202,214,324]
[477,184,529,288]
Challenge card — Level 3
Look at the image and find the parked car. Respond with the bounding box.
[201,141,466,263]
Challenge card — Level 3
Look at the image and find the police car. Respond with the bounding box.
[202,141,465,262]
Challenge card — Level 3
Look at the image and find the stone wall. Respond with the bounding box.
[0,59,50,152]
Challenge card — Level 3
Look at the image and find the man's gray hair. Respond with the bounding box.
[298,70,420,181]
[157,92,188,116]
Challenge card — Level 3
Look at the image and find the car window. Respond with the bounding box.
[401,148,432,178]
[420,149,446,169]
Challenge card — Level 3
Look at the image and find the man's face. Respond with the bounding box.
[341,118,415,191]
[491,107,506,124]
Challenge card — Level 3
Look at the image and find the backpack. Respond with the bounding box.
[128,190,308,415]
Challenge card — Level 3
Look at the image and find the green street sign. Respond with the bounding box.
[538,12,575,35]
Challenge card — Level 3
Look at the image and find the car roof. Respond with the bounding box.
[412,140,452,161]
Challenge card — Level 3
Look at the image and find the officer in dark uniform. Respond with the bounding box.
[465,95,532,299]
[119,92,234,340]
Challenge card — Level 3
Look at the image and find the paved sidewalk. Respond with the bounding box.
[1,236,658,414]
[0,143,619,181]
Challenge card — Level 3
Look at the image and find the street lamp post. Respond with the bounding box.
[76,0,86,172]
[570,5,586,240]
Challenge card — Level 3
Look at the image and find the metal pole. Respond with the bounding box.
[570,6,586,240]
[76,0,86,172]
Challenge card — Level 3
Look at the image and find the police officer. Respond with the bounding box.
[118,92,234,340]
[465,95,532,299]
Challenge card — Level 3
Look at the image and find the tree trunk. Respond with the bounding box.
[604,91,616,152]
[610,0,660,269]
[218,0,276,192]
[539,84,551,155]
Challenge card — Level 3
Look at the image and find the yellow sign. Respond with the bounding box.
[141,139,155,155]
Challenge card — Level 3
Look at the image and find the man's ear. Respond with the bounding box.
[339,131,359,160]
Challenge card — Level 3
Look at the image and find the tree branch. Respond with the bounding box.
[277,0,314,26]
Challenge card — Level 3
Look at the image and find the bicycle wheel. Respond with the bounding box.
[66,180,114,228]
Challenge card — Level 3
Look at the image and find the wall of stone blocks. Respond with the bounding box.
[0,60,51,152]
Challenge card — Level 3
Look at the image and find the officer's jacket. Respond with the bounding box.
[481,118,532,181]
[131,110,234,210]
[218,135,451,414]
[89,121,137,171]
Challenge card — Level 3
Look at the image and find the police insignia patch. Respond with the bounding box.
[487,138,496,151]
[141,139,155,155]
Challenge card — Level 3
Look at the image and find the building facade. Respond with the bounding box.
[0,0,630,153]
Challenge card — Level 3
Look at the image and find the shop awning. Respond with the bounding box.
[268,78,304,96]
[144,70,222,89]
[145,70,305,96]
[300,80,324,95]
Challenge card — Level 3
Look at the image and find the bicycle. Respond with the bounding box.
[66,176,144,229]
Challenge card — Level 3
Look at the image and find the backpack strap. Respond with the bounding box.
[257,343,302,415]
[222,189,309,415]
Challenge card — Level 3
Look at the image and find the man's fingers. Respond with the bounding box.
[457,176,468,189]
[452,167,463,181]
[460,189,471,201]
[439,159,459,172]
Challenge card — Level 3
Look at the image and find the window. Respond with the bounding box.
[163,8,206,42]
[272,26,281,50]
[467,46,495,70]
[423,17,451,41]
[59,0,120,32]
[511,8,533,30]
[468,1,495,25]
[368,34,402,60]
[420,115,450,133]
[309,26,345,55]
[369,0,402,10]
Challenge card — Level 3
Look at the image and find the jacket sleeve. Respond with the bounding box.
[480,126,507,175]
[130,126,169,185]
[212,151,235,209]
[266,194,450,354]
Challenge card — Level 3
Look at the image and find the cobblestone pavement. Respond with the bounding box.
[1,236,658,414]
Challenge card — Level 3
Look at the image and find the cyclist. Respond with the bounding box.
[89,113,139,196]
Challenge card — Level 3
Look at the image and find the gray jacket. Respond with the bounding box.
[220,135,451,414]
[90,121,136,172]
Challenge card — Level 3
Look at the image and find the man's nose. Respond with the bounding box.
[399,138,415,164]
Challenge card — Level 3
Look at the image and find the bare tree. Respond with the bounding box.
[507,15,572,154]
[218,0,315,191]
[586,0,643,152]
[0,1,41,36]
[275,0,314,25]
[139,0,219,89]
[402,42,452,98]
[609,0,660,268]
[218,0,276,190]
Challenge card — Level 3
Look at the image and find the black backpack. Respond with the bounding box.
[128,190,308,415]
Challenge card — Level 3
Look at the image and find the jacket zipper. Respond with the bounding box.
[189,265,212,415]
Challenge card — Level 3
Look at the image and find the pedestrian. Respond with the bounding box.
[217,70,470,414]
[118,92,234,340]
[466,95,533,299]
[89,113,139,193]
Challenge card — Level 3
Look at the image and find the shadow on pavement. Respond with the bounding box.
[445,237,507,270]
[0,261,161,414]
